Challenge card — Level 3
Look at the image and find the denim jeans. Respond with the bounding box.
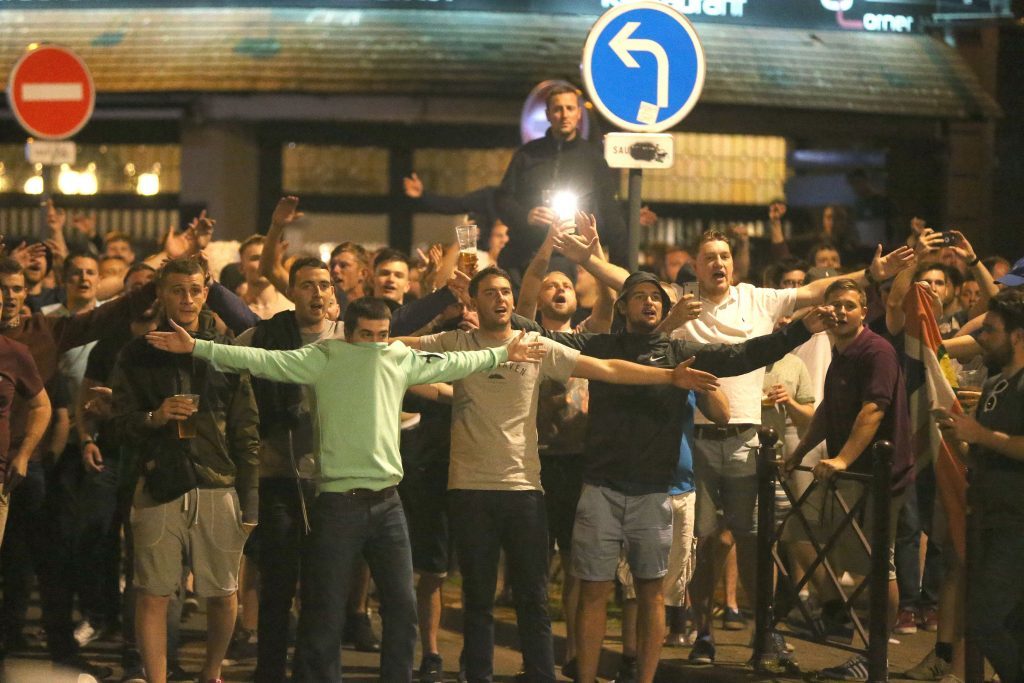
[449,489,555,683]
[967,526,1024,683]
[894,467,944,610]
[292,490,416,683]
[75,463,123,625]
[255,477,313,683]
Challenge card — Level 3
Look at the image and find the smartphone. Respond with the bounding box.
[682,281,700,301]
[938,231,961,247]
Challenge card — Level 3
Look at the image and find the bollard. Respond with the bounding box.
[867,441,893,682]
[751,427,778,669]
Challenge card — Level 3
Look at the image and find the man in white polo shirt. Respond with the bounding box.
[677,229,913,665]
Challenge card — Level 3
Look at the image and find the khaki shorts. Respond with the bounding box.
[784,477,904,581]
[618,490,695,604]
[131,484,248,598]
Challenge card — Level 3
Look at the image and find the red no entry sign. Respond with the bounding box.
[7,44,95,140]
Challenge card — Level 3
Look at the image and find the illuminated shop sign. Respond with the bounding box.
[0,0,1009,33]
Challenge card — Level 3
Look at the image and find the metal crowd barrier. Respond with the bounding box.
[751,428,893,682]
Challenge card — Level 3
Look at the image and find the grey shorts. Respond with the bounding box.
[131,484,248,598]
[571,484,672,582]
[694,430,760,538]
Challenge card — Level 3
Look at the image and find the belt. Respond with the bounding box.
[694,424,756,440]
[337,486,397,501]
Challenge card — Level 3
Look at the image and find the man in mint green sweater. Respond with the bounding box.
[146,297,546,682]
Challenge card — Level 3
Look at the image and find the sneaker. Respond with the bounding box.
[821,610,855,645]
[904,651,952,681]
[664,630,689,647]
[895,608,919,635]
[612,656,637,683]
[74,619,102,647]
[181,592,201,621]
[418,652,443,683]
[818,655,872,681]
[688,636,715,666]
[723,607,747,631]
[55,655,114,680]
[222,627,257,665]
[919,607,939,632]
[119,666,147,683]
[343,612,381,653]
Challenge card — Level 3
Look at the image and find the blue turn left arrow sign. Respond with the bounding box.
[582,1,706,133]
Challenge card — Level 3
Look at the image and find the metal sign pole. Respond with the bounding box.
[627,168,642,270]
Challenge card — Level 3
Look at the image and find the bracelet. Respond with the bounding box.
[967,256,980,267]
[864,268,877,286]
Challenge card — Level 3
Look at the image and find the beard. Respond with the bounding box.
[983,341,1013,374]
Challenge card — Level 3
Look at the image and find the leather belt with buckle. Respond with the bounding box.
[337,486,397,501]
[694,424,757,440]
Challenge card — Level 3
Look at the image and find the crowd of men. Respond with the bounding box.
[0,85,1021,683]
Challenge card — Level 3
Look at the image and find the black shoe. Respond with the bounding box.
[561,657,578,679]
[612,656,637,683]
[494,587,515,608]
[418,652,443,683]
[723,607,747,631]
[344,612,381,652]
[688,636,715,666]
[822,611,855,645]
[56,655,114,680]
[222,627,257,665]
[119,665,147,683]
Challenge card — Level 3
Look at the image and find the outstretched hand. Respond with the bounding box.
[672,357,719,392]
[506,331,548,364]
[552,232,596,265]
[869,244,915,282]
[271,196,304,230]
[800,305,839,334]
[145,318,196,355]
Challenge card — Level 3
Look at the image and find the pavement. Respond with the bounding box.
[0,577,961,682]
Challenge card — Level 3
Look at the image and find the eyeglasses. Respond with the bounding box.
[983,378,1009,413]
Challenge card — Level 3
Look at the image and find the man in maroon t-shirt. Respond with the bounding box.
[0,334,49,546]
[785,278,912,681]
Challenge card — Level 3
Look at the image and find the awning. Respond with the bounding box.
[0,8,1000,120]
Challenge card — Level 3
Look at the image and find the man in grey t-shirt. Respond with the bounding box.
[406,266,719,682]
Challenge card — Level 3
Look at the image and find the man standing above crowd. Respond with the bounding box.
[674,230,912,666]
[496,85,625,276]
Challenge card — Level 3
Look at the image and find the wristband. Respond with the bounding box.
[967,256,980,267]
[864,268,877,286]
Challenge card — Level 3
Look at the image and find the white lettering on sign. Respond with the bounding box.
[21,83,84,102]
[601,0,747,18]
[863,13,914,31]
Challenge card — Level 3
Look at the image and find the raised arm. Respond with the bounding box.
[259,196,303,297]
[515,223,559,319]
[53,281,157,352]
[552,231,630,291]
[794,244,914,309]
[206,280,261,336]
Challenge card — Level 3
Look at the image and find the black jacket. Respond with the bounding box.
[514,317,811,490]
[496,129,625,269]
[110,312,261,521]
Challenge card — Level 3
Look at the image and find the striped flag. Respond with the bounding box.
[902,283,968,559]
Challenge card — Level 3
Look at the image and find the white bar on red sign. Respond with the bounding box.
[21,83,84,102]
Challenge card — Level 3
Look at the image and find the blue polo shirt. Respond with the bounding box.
[670,392,697,495]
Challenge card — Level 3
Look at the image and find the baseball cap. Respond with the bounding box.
[996,256,1024,288]
[613,271,673,327]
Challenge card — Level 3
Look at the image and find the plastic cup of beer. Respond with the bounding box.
[455,224,479,276]
[175,394,200,439]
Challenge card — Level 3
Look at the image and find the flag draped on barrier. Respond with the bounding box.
[901,283,968,559]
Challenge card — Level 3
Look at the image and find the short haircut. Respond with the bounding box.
[0,258,23,279]
[63,252,98,279]
[330,241,369,267]
[695,229,731,253]
[808,241,840,259]
[288,256,329,288]
[104,230,133,247]
[156,257,206,287]
[764,257,809,288]
[124,262,156,284]
[469,266,513,298]
[238,234,265,257]
[823,278,866,307]
[545,84,579,108]
[988,288,1024,334]
[373,248,409,271]
[343,296,392,334]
